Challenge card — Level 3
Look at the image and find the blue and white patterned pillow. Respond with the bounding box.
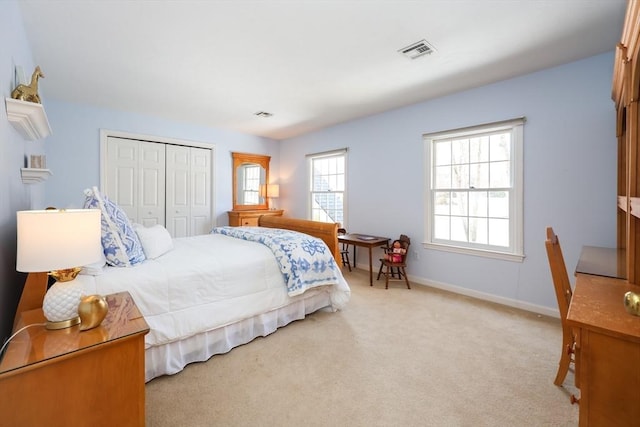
[83,186,146,267]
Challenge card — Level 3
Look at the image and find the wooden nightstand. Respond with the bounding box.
[228,209,284,226]
[0,291,149,427]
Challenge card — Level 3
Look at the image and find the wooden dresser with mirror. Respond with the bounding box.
[227,152,283,226]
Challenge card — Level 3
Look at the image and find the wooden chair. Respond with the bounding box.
[545,227,578,393]
[337,228,351,271]
[376,234,411,289]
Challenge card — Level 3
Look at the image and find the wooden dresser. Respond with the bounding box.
[227,209,283,226]
[0,291,149,427]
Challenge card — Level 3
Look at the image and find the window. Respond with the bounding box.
[424,118,525,261]
[242,164,261,204]
[308,149,347,226]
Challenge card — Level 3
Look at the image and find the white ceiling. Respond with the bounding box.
[17,0,626,140]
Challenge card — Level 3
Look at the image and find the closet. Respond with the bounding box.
[102,134,213,237]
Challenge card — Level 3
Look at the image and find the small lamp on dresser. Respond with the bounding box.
[263,184,279,210]
[16,208,102,330]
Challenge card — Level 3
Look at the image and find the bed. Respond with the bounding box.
[16,214,350,382]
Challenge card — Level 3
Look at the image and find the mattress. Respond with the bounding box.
[75,233,350,379]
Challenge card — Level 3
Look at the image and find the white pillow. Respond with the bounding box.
[133,224,174,259]
[80,252,107,276]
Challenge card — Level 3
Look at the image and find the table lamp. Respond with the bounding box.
[266,184,279,210]
[16,209,102,330]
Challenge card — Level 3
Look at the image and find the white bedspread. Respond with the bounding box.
[75,233,350,349]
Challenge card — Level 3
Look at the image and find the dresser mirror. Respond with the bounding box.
[232,152,270,211]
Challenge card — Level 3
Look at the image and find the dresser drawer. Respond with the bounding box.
[227,209,284,226]
[239,217,259,226]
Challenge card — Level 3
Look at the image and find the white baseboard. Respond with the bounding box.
[352,266,560,319]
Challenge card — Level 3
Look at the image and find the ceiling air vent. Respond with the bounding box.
[399,39,436,60]
[254,111,273,118]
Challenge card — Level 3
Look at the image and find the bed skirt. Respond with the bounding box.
[144,289,332,382]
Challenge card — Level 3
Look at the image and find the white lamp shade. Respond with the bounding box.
[16,209,103,272]
[267,184,279,198]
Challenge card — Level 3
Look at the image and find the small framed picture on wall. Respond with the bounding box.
[29,155,46,169]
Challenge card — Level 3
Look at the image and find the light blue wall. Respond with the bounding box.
[0,0,43,341]
[279,52,617,314]
[42,100,280,225]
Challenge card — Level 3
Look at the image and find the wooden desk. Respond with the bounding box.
[338,233,389,285]
[0,292,149,427]
[567,274,640,426]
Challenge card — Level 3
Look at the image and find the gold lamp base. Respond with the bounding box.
[46,316,81,330]
[49,267,82,282]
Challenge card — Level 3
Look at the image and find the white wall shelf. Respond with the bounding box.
[5,98,52,140]
[21,168,52,184]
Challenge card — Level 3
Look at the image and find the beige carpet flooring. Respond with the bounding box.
[146,268,579,426]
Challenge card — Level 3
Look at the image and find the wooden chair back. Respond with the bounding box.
[398,234,410,263]
[337,227,351,271]
[545,227,572,320]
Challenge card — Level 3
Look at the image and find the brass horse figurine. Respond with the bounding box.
[11,66,44,104]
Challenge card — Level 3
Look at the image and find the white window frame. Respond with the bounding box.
[307,148,348,227]
[423,118,525,262]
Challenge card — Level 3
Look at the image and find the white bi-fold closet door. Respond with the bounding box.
[165,144,212,237]
[103,134,213,237]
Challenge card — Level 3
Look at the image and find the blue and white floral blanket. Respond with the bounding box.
[211,226,342,297]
